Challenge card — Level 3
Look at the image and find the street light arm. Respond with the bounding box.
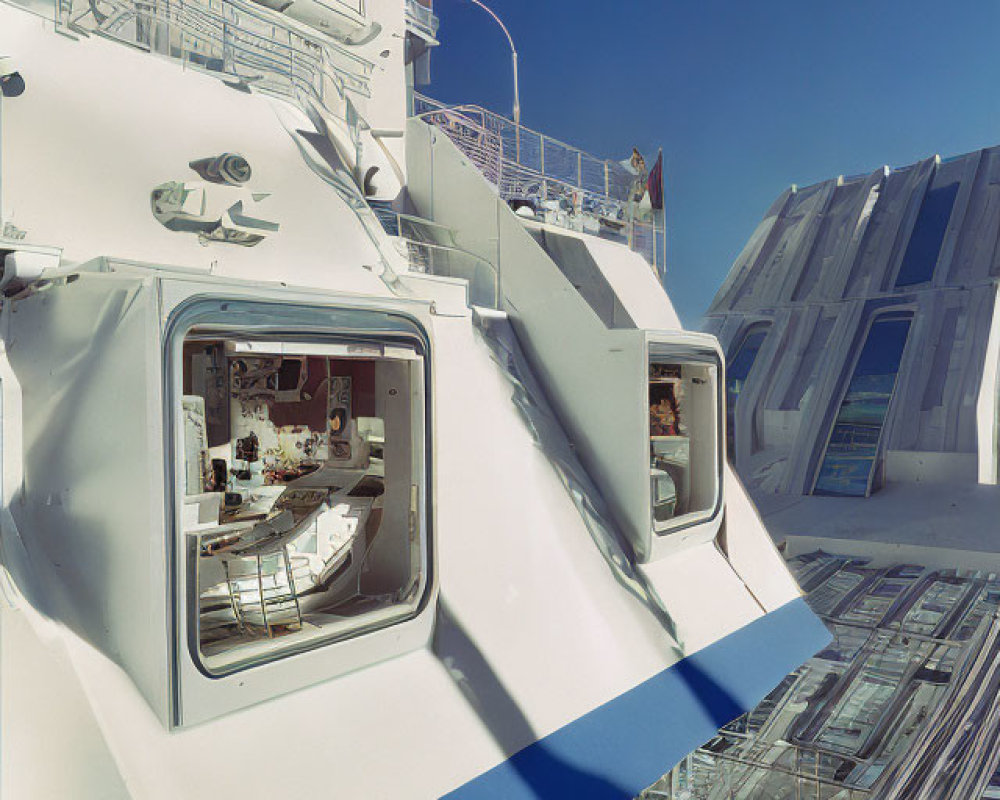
[466,0,516,57]
[463,0,520,132]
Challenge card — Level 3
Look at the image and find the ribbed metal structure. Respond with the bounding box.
[705,147,1000,496]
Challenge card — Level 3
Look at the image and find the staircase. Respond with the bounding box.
[368,200,500,308]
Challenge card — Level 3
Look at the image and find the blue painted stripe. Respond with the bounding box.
[443,597,830,800]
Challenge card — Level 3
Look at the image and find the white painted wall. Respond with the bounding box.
[977,287,1000,483]
[1,11,385,292]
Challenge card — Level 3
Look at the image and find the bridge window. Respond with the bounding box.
[179,330,428,675]
[649,348,721,534]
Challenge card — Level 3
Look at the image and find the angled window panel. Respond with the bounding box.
[846,169,914,297]
[813,313,912,497]
[895,181,960,288]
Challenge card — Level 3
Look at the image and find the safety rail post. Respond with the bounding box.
[540,133,546,202]
[577,150,582,190]
[604,161,609,198]
[652,219,657,270]
[495,123,504,197]
[515,115,521,164]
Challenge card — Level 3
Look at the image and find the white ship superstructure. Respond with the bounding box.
[0,1,827,797]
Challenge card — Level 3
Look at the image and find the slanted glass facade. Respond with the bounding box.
[814,312,912,496]
[726,325,769,458]
[894,181,959,287]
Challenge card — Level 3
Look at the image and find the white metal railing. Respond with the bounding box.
[379,211,500,308]
[413,92,665,274]
[404,0,438,39]
[397,237,499,308]
[57,0,374,108]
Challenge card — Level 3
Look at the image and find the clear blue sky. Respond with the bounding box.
[425,0,1000,327]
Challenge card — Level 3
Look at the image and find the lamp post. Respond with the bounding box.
[465,0,520,161]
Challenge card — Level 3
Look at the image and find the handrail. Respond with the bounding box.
[415,93,617,180]
[377,208,500,308]
[398,236,490,266]
[414,95,636,200]
[396,211,455,235]
[395,235,500,308]
[413,92,665,274]
[61,0,375,104]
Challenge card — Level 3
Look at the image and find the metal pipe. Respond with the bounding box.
[540,134,546,200]
[652,214,657,270]
[512,48,520,161]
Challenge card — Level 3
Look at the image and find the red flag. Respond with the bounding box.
[647,150,664,211]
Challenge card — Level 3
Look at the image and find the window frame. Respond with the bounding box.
[809,307,915,497]
[164,297,434,683]
[647,342,725,540]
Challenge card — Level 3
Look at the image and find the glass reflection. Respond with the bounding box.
[894,180,959,288]
[814,314,911,497]
[182,335,424,673]
[649,356,719,532]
